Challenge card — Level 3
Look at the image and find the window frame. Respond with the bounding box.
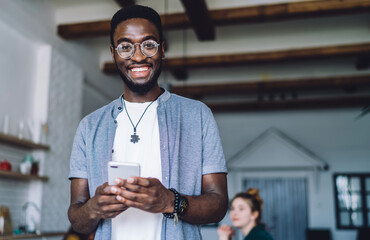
[333,173,370,229]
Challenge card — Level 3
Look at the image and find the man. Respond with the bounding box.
[68,5,228,240]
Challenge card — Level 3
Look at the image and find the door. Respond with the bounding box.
[243,178,308,240]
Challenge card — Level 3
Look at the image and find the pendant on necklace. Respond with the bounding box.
[130,132,140,144]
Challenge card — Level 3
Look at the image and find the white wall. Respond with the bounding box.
[40,48,83,232]
[209,109,370,240]
[0,18,42,137]
[0,0,84,235]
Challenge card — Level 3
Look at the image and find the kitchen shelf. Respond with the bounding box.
[0,231,66,239]
[0,170,48,182]
[0,133,50,151]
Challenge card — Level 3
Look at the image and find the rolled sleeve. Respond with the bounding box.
[201,106,227,175]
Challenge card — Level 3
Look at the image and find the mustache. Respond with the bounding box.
[127,62,153,69]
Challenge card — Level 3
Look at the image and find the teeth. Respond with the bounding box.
[131,67,148,72]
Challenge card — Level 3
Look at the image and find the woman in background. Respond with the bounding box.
[218,188,273,240]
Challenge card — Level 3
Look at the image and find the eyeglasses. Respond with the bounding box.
[115,40,160,59]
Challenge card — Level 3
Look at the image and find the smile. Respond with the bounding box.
[128,66,152,79]
[131,67,149,72]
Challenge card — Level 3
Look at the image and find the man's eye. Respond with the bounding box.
[119,44,132,51]
[144,43,155,49]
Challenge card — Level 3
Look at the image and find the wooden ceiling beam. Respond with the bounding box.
[102,43,370,74]
[114,0,135,8]
[163,43,370,70]
[210,0,370,26]
[171,75,370,98]
[58,0,370,39]
[179,0,215,41]
[207,96,370,112]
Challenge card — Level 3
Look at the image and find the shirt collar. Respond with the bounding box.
[111,88,170,119]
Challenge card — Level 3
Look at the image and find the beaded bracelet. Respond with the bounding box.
[163,188,180,226]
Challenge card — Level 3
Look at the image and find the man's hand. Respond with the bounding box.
[87,182,129,219]
[110,173,228,226]
[68,179,129,234]
[113,177,174,214]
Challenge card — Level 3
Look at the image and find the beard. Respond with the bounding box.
[115,57,162,95]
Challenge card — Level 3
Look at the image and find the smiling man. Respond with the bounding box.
[68,5,228,240]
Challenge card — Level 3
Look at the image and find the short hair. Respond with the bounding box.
[110,5,163,47]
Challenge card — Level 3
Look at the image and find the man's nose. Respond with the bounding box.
[131,44,146,62]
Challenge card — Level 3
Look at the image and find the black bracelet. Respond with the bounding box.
[163,188,180,219]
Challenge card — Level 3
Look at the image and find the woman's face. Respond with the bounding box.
[229,197,256,229]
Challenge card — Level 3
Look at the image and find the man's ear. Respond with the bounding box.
[110,45,115,61]
[161,41,165,58]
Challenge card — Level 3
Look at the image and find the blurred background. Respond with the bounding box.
[0,0,369,239]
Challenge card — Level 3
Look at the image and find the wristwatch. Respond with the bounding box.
[178,194,189,216]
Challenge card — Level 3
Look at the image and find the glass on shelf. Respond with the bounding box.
[2,115,9,134]
[18,121,24,139]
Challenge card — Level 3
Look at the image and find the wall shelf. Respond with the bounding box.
[0,170,48,182]
[0,133,50,151]
[0,231,66,239]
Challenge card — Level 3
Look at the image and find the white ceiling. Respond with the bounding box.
[31,0,370,103]
[50,0,312,24]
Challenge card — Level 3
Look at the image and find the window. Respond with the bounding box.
[333,173,370,229]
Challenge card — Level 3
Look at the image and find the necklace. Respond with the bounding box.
[122,98,156,144]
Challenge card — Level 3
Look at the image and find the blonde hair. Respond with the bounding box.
[232,188,263,224]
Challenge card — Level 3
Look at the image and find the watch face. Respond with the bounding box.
[179,196,188,216]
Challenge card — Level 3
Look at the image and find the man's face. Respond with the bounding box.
[111,18,165,95]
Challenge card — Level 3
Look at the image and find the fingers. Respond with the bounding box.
[114,177,162,194]
[97,182,121,195]
[113,178,167,213]
[218,225,233,233]
[115,177,154,188]
[217,224,234,239]
[90,183,129,219]
[99,205,128,219]
[116,194,145,209]
[115,193,159,213]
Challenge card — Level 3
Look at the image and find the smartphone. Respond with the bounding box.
[108,162,141,185]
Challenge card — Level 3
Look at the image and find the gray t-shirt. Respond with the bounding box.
[69,89,227,240]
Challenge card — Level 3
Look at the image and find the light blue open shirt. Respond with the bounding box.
[69,89,227,239]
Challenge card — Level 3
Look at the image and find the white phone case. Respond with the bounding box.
[108,162,141,185]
